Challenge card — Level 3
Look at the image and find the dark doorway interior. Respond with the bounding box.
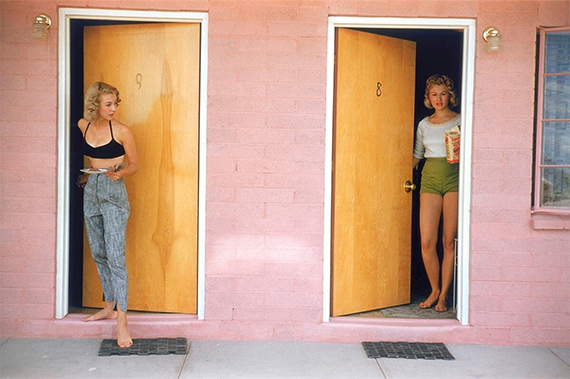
[67,19,86,309]
[354,28,464,315]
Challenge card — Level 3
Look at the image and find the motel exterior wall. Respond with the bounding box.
[1,0,568,346]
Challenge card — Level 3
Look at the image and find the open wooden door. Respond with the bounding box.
[82,23,200,314]
[332,28,416,316]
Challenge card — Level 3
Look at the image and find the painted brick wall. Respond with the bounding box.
[205,1,328,326]
[469,0,570,345]
[1,0,568,345]
[1,0,59,325]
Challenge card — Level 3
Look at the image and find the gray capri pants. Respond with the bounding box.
[84,174,130,312]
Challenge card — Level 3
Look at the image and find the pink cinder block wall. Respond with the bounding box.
[1,0,568,346]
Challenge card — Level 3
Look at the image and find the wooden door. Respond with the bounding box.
[82,23,200,314]
[332,28,416,316]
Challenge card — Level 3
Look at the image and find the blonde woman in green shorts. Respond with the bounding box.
[412,74,460,312]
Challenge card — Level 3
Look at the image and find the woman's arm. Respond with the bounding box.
[109,122,138,180]
[77,118,88,136]
[413,122,424,168]
[76,118,89,187]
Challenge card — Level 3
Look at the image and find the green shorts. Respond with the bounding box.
[420,158,459,196]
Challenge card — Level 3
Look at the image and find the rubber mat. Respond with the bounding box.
[98,338,188,356]
[362,341,455,360]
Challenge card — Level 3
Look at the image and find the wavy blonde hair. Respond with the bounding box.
[423,74,458,109]
[83,81,121,121]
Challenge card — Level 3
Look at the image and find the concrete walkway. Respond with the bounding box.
[0,337,568,378]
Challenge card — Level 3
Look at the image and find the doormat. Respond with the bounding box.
[98,338,188,356]
[362,341,454,360]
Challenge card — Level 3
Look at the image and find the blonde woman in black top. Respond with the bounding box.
[77,81,138,348]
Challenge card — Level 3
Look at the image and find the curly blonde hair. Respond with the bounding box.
[423,74,458,109]
[83,81,121,121]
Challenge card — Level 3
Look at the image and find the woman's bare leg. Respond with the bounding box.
[436,191,459,312]
[116,304,132,348]
[82,301,117,322]
[419,193,443,308]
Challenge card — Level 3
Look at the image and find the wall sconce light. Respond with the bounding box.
[33,14,52,39]
[483,26,501,52]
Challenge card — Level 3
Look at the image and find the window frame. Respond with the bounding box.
[533,26,570,214]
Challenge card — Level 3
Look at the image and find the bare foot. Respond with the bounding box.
[419,290,440,309]
[116,316,132,348]
[435,296,448,312]
[82,308,118,322]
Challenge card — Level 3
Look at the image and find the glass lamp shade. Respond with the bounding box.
[32,14,52,39]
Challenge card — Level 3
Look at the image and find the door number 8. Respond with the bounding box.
[376,82,382,97]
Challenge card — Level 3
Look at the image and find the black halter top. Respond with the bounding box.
[82,121,126,159]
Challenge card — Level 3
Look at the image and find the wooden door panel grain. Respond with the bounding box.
[332,28,416,316]
[83,23,200,314]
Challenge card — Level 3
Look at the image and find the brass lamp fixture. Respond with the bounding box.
[483,26,501,52]
[33,14,52,39]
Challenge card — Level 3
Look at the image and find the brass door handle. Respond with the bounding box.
[404,180,416,193]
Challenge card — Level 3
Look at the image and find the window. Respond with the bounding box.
[534,27,570,213]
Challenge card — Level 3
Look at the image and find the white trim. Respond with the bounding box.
[56,13,71,318]
[56,8,208,320]
[456,22,475,325]
[323,17,475,326]
[322,18,336,324]
[197,16,209,321]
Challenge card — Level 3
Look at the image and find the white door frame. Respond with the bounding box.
[56,8,208,320]
[323,17,475,325]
